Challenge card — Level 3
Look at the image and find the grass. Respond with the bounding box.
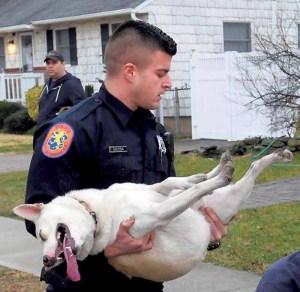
[0,134,300,288]
[0,266,46,292]
[0,134,33,154]
[204,201,300,274]
[175,151,300,183]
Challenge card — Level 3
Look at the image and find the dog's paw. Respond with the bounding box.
[222,161,234,184]
[275,149,293,162]
[220,151,233,166]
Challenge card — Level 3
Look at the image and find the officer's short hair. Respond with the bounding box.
[104,20,177,74]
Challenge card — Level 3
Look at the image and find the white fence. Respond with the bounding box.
[190,52,283,141]
[0,72,45,104]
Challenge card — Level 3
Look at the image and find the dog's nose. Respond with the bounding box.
[43,255,55,267]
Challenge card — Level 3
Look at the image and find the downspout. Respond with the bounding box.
[271,0,277,42]
[131,0,156,20]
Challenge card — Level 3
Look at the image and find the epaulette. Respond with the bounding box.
[67,94,103,121]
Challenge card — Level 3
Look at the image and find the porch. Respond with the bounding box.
[0,73,44,105]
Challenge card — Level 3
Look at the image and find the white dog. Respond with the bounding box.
[13,149,292,282]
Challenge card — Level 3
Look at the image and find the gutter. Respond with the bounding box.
[0,24,33,33]
[0,3,152,33]
[31,9,132,25]
[131,0,155,20]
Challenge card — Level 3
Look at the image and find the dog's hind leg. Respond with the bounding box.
[129,162,234,238]
[199,149,293,224]
[149,151,233,197]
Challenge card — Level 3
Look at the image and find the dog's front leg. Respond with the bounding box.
[148,151,233,197]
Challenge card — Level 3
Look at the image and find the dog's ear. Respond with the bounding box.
[13,203,44,222]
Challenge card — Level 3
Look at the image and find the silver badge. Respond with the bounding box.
[157,135,166,163]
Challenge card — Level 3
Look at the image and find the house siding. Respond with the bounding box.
[137,0,300,89]
[1,0,300,95]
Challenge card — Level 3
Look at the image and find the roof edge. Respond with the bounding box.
[31,8,133,25]
[0,24,33,33]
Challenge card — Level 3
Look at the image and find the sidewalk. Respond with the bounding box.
[0,216,261,292]
[0,141,300,291]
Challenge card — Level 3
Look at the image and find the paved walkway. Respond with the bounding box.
[0,140,299,291]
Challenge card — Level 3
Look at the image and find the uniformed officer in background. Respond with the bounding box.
[25,19,228,291]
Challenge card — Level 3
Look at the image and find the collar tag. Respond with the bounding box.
[109,146,128,153]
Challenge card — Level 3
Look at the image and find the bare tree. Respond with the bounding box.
[236,10,300,137]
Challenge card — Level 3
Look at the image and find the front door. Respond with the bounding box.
[21,34,33,72]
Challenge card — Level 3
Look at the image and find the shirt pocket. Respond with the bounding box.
[98,153,143,179]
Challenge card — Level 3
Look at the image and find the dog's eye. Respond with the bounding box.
[39,230,46,242]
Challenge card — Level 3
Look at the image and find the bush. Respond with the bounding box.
[3,108,36,134]
[26,85,44,122]
[84,84,94,97]
[0,101,22,129]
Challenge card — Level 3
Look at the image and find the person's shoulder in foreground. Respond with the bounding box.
[256,250,300,292]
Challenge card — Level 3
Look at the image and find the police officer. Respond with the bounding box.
[25,20,227,291]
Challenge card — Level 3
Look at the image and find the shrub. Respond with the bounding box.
[3,108,36,134]
[26,85,44,122]
[84,84,94,97]
[0,101,22,129]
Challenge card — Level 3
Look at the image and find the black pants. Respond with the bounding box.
[42,252,164,292]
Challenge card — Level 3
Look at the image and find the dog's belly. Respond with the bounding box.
[108,209,210,282]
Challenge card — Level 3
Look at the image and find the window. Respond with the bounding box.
[223,23,251,52]
[0,37,5,71]
[46,28,78,65]
[100,23,121,62]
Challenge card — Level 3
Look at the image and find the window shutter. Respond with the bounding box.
[46,30,53,52]
[100,24,109,63]
[69,27,78,65]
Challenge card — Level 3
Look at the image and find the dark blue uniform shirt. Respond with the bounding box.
[25,86,175,291]
[256,250,300,292]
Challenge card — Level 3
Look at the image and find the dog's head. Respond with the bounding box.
[13,196,96,281]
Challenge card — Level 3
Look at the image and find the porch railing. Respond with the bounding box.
[0,72,45,105]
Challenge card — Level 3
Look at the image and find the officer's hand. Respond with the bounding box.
[104,216,154,257]
[199,207,228,243]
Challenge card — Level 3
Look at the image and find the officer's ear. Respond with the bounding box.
[123,63,136,82]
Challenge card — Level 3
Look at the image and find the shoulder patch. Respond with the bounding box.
[42,122,74,158]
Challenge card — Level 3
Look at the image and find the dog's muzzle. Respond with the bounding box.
[43,223,81,282]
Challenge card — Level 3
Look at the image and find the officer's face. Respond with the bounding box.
[133,50,172,110]
[45,59,66,81]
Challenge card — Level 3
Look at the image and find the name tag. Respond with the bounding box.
[109,146,128,153]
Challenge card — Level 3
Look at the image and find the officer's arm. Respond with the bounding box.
[25,125,83,236]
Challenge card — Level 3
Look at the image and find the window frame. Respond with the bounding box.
[100,22,122,63]
[297,23,300,49]
[46,28,78,65]
[223,22,251,53]
[0,37,5,71]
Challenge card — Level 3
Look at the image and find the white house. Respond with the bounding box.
[1,0,300,139]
